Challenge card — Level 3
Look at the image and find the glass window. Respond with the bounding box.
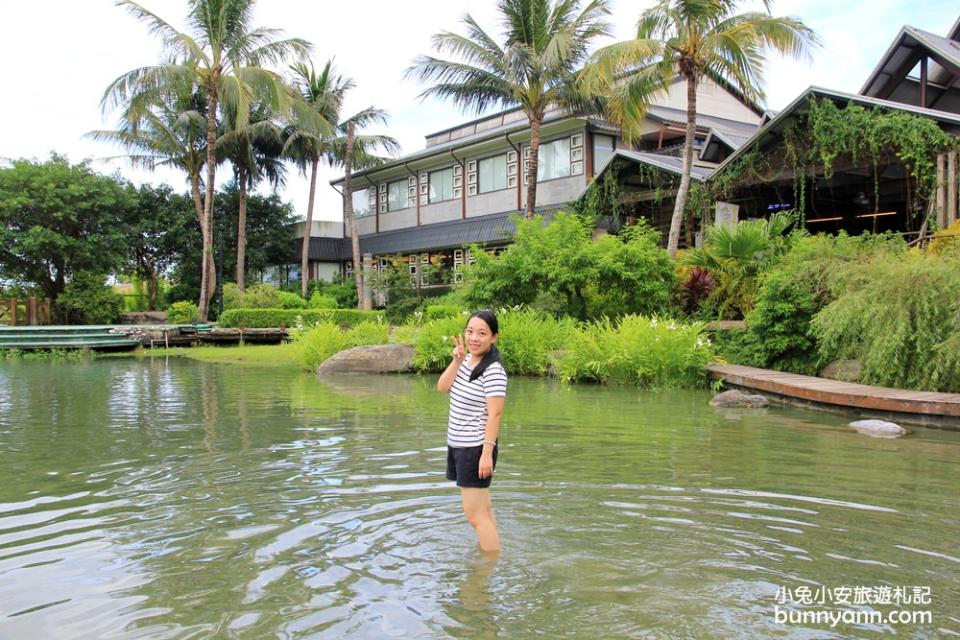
[593,134,615,173]
[429,167,454,203]
[387,180,407,211]
[351,188,371,217]
[478,154,508,193]
[537,138,571,181]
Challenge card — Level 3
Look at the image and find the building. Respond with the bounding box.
[298,14,960,289]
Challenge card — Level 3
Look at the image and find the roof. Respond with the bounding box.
[711,85,960,178]
[860,24,960,98]
[699,129,752,162]
[293,236,348,262]
[644,105,760,138]
[588,149,712,194]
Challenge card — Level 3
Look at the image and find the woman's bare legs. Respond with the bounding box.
[460,488,500,553]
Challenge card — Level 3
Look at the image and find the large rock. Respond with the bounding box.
[849,419,908,438]
[709,389,769,408]
[119,311,168,325]
[821,359,861,382]
[316,343,415,375]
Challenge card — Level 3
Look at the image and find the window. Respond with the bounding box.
[429,167,454,202]
[593,135,615,173]
[387,180,407,211]
[478,154,508,193]
[537,138,571,181]
[352,188,371,217]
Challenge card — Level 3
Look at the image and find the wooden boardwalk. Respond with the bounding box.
[707,363,960,428]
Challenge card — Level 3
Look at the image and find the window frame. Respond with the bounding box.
[387,179,408,212]
[428,167,455,203]
[351,187,372,218]
[477,153,509,194]
[592,134,616,174]
[536,137,572,182]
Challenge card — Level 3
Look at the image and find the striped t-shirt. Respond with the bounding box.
[447,358,507,447]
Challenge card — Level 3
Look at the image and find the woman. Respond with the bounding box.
[436,310,506,553]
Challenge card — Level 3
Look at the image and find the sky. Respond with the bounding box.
[0,0,956,223]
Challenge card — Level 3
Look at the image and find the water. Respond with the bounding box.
[0,357,958,639]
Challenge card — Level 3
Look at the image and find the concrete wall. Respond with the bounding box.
[654,76,762,124]
[379,207,417,232]
[355,217,376,236]
[467,188,516,217]
[420,199,462,224]
[293,219,344,239]
[312,262,341,282]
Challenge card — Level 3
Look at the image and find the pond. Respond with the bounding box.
[0,357,957,638]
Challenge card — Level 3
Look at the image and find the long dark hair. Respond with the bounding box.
[467,310,502,382]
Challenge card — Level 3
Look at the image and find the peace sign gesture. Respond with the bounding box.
[450,334,466,362]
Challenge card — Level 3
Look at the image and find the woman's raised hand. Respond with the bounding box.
[451,334,466,361]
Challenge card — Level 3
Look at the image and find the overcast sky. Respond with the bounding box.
[0,0,956,222]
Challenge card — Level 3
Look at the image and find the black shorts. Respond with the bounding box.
[446,444,498,488]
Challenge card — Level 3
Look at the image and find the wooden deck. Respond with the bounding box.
[707,363,960,429]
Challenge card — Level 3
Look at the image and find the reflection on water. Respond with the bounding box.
[0,357,958,638]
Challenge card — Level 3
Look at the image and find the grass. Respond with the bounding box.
[133,342,301,367]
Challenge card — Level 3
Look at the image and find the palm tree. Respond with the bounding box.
[585,0,818,257]
[103,0,313,321]
[219,101,286,291]
[285,60,399,301]
[407,0,611,219]
[89,86,217,300]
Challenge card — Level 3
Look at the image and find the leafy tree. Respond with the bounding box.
[55,272,124,325]
[104,0,314,321]
[0,156,133,301]
[407,0,611,219]
[584,0,818,257]
[285,60,398,302]
[463,212,675,320]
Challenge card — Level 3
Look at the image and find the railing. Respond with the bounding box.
[0,298,52,326]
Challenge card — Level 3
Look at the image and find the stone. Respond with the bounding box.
[315,343,414,375]
[119,311,168,324]
[849,419,908,438]
[820,359,862,382]
[709,389,769,408]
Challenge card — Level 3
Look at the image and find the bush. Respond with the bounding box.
[55,272,123,324]
[463,212,676,320]
[217,308,384,328]
[222,283,245,310]
[166,300,199,324]
[557,315,713,388]
[277,291,307,309]
[812,251,960,392]
[309,292,338,309]
[223,282,307,310]
[424,304,463,321]
[293,318,391,370]
[412,315,472,372]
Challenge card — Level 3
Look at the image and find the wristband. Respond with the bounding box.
[483,440,497,446]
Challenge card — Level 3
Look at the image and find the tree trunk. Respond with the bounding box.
[667,77,698,258]
[146,263,159,310]
[190,175,215,308]
[236,165,248,292]
[524,112,543,219]
[199,84,220,322]
[344,122,366,310]
[300,155,318,299]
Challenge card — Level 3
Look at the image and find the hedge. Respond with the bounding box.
[217,308,384,328]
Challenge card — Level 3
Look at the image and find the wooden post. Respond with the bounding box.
[27,297,38,326]
[936,153,947,229]
[41,299,51,325]
[8,299,16,326]
[920,57,928,108]
[948,151,958,226]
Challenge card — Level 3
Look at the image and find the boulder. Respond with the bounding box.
[316,343,415,375]
[709,389,770,408]
[820,359,861,382]
[849,419,908,438]
[119,311,168,325]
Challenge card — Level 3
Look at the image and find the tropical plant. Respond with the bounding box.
[104,0,315,321]
[285,59,399,300]
[684,211,800,318]
[167,300,200,324]
[584,0,818,256]
[54,272,124,325]
[407,0,611,219]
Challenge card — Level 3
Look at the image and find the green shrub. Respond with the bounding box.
[166,300,199,324]
[277,291,307,309]
[558,315,713,388]
[424,304,464,321]
[391,323,420,345]
[496,308,577,375]
[309,292,338,309]
[55,272,123,324]
[812,251,960,392]
[294,323,352,370]
[240,283,282,308]
[463,212,676,320]
[346,319,390,347]
[217,308,384,328]
[412,315,471,372]
[222,283,244,310]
